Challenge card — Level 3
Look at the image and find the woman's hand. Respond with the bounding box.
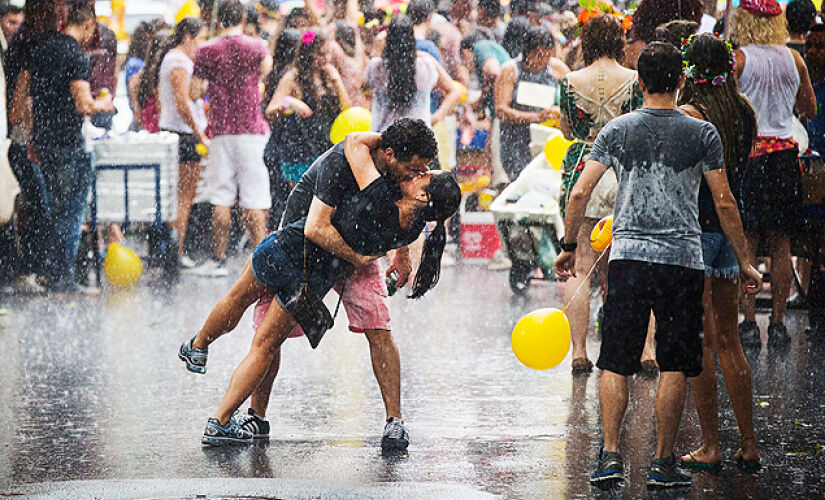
[286,96,314,118]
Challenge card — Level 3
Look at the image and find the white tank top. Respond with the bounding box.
[739,45,799,138]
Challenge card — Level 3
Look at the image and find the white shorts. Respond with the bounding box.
[199,134,271,209]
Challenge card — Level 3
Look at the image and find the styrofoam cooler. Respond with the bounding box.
[459,196,501,261]
[91,132,179,223]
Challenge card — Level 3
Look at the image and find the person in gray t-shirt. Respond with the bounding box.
[554,42,762,488]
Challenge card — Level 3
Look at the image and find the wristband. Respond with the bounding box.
[559,237,577,253]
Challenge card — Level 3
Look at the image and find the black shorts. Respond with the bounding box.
[597,260,704,377]
[162,130,201,164]
[741,149,803,234]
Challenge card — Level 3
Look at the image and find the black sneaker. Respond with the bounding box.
[201,417,253,446]
[768,322,791,346]
[381,417,409,451]
[739,321,761,347]
[235,408,270,438]
[787,294,808,310]
[590,448,624,483]
[647,455,692,488]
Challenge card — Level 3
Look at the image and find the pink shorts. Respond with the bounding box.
[252,260,391,337]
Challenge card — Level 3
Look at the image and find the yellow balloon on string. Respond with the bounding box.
[104,243,143,288]
[511,308,571,370]
[544,136,575,170]
[329,107,372,144]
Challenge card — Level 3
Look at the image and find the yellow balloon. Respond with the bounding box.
[104,243,144,288]
[544,136,574,171]
[329,106,372,144]
[175,0,202,24]
[456,82,468,104]
[590,215,613,253]
[511,308,571,370]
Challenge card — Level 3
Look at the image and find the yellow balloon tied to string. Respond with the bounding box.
[104,243,144,288]
[589,214,613,252]
[511,308,571,370]
[329,107,373,144]
[544,135,575,170]
[175,0,202,24]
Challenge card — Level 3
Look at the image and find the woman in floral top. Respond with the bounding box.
[557,14,646,375]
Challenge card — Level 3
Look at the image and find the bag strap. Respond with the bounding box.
[303,234,345,320]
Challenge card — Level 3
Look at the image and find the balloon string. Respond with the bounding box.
[561,246,610,314]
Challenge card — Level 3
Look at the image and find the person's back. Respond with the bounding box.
[194,33,269,137]
[598,108,721,269]
[30,32,88,149]
[739,45,799,138]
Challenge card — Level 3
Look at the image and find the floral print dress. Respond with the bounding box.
[558,74,644,218]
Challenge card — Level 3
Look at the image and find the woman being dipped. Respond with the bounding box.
[677,32,761,471]
[157,17,208,268]
[266,30,351,187]
[557,13,647,375]
[184,133,461,445]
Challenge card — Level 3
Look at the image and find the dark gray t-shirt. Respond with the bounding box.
[589,108,725,270]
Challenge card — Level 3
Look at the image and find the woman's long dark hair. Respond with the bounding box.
[383,15,417,110]
[334,20,356,57]
[137,30,171,107]
[263,28,301,112]
[678,34,757,178]
[295,30,329,105]
[410,173,461,299]
[124,21,155,66]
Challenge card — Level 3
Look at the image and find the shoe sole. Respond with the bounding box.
[589,472,624,483]
[178,351,207,374]
[201,435,253,446]
[381,437,409,451]
[647,478,692,488]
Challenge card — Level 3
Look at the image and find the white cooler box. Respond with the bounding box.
[91,132,179,223]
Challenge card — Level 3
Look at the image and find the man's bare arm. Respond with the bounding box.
[304,197,380,266]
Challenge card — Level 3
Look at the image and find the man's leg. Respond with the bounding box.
[241,208,269,249]
[250,349,281,417]
[742,232,760,323]
[655,371,688,458]
[364,329,402,419]
[599,370,629,452]
[767,231,792,325]
[212,205,232,261]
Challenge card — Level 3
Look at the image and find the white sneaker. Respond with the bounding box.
[178,255,197,269]
[487,251,512,271]
[191,259,229,277]
[14,274,46,294]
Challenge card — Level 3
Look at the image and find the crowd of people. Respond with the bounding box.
[0,0,823,491]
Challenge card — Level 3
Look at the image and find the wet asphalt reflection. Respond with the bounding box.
[0,262,823,498]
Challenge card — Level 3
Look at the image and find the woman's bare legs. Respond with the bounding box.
[214,298,297,424]
[192,259,268,350]
[250,349,281,418]
[175,160,202,255]
[567,218,600,364]
[686,276,759,464]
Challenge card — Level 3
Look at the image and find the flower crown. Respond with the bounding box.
[681,33,736,87]
[576,0,633,32]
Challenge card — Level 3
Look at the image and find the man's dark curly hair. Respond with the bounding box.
[632,0,703,43]
[379,119,438,162]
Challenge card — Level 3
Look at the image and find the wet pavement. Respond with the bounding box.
[0,261,823,499]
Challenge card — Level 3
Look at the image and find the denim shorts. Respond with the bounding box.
[251,231,335,320]
[701,232,739,279]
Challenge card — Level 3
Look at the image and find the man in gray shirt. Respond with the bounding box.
[554,42,762,489]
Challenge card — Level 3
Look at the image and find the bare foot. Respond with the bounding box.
[680,446,721,465]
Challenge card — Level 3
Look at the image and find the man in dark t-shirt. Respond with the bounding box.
[247,118,437,451]
[24,4,114,294]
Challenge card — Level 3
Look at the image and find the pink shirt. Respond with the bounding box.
[193,34,270,137]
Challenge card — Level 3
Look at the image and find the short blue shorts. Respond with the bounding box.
[701,232,739,279]
[251,231,335,319]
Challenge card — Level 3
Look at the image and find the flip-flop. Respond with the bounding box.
[734,449,762,472]
[679,451,722,473]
